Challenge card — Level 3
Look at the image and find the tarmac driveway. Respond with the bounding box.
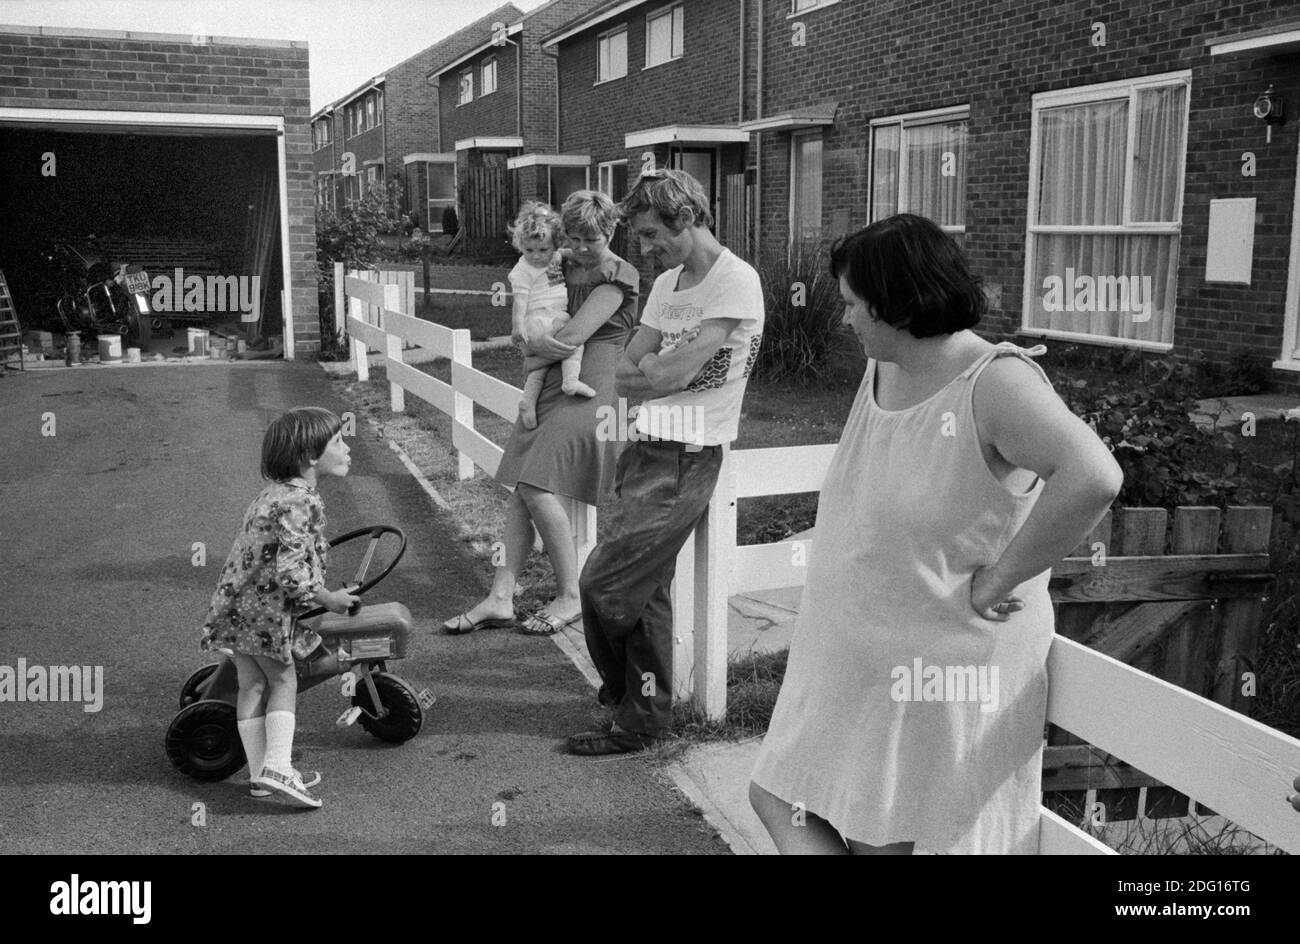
[0,361,726,854]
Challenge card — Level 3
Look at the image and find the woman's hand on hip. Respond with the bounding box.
[970,565,1024,622]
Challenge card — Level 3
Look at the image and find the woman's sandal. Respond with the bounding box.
[518,611,582,636]
[440,612,517,635]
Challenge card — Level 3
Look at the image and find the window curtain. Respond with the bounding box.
[870,124,900,222]
[1030,88,1183,345]
[904,120,966,229]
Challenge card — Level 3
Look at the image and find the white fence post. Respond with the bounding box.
[382,283,404,413]
[348,271,369,383]
[672,538,696,702]
[451,329,475,480]
[567,498,598,572]
[693,445,736,721]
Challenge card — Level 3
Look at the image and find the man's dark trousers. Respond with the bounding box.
[579,439,723,736]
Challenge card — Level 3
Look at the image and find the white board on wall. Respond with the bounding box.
[1206,197,1256,285]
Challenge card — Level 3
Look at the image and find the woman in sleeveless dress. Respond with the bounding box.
[440,191,639,637]
[749,214,1123,854]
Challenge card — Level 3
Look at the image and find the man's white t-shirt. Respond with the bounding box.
[635,248,764,446]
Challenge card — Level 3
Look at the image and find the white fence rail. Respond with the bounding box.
[339,264,595,563]
[339,265,1300,855]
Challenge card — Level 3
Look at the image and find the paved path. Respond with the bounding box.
[0,361,727,854]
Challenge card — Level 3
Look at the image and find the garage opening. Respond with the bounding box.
[0,122,284,356]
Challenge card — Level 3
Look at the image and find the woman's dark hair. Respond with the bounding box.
[261,407,342,482]
[829,214,986,338]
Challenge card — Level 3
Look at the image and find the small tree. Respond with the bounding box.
[315,180,403,355]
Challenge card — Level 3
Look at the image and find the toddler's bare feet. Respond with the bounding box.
[520,399,538,429]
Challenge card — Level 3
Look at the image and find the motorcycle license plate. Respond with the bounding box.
[124,270,151,294]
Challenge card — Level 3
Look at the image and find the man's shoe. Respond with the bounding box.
[567,727,657,756]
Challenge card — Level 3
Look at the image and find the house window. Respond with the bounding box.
[789,131,823,245]
[598,160,628,202]
[427,163,456,232]
[458,69,474,105]
[645,4,684,68]
[376,89,384,125]
[345,174,360,207]
[482,58,498,96]
[366,96,376,130]
[1024,73,1189,348]
[597,27,628,83]
[791,0,839,12]
[366,165,381,193]
[869,107,969,241]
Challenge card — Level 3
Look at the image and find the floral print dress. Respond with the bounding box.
[200,481,327,665]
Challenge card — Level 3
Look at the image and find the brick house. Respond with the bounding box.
[311,4,524,231]
[0,24,320,355]
[543,0,755,272]
[541,0,1300,382]
[747,0,1300,383]
[430,0,602,241]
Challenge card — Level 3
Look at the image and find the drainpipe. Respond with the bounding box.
[738,0,745,125]
[752,0,764,263]
[517,34,524,141]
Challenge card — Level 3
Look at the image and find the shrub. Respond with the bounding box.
[751,241,851,384]
[1055,357,1242,508]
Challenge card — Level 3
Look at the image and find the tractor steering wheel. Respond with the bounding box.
[295,525,406,621]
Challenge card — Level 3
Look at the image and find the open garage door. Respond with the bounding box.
[0,109,295,356]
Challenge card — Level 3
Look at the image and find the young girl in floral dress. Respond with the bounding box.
[200,407,360,809]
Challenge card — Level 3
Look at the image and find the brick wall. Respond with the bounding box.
[558,0,745,158]
[555,0,750,284]
[440,40,521,147]
[755,0,1300,385]
[384,52,440,162]
[0,26,320,353]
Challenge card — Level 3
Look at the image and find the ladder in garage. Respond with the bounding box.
[0,269,23,371]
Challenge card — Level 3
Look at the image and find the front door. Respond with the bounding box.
[670,147,717,230]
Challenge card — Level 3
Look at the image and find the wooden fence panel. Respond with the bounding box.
[1044,506,1275,824]
[722,173,749,258]
[464,164,512,241]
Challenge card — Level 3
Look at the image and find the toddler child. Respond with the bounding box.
[507,201,595,430]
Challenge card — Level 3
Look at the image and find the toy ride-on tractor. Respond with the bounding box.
[165,525,434,782]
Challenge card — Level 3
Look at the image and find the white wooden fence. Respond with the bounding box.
[337,263,596,561]
[339,265,1300,855]
[667,445,1300,855]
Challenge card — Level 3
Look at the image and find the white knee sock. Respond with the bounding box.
[236,717,266,778]
[262,710,296,773]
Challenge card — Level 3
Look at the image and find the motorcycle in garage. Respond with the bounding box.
[47,241,152,345]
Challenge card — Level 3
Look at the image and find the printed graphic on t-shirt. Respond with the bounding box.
[657,301,706,351]
[686,347,733,392]
[545,256,565,287]
[743,334,763,378]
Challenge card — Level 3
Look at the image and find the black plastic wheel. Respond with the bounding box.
[352,673,424,744]
[165,700,245,781]
[179,664,219,709]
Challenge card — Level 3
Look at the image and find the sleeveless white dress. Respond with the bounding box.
[750,342,1056,854]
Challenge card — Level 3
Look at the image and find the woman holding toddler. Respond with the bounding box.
[440,191,639,638]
